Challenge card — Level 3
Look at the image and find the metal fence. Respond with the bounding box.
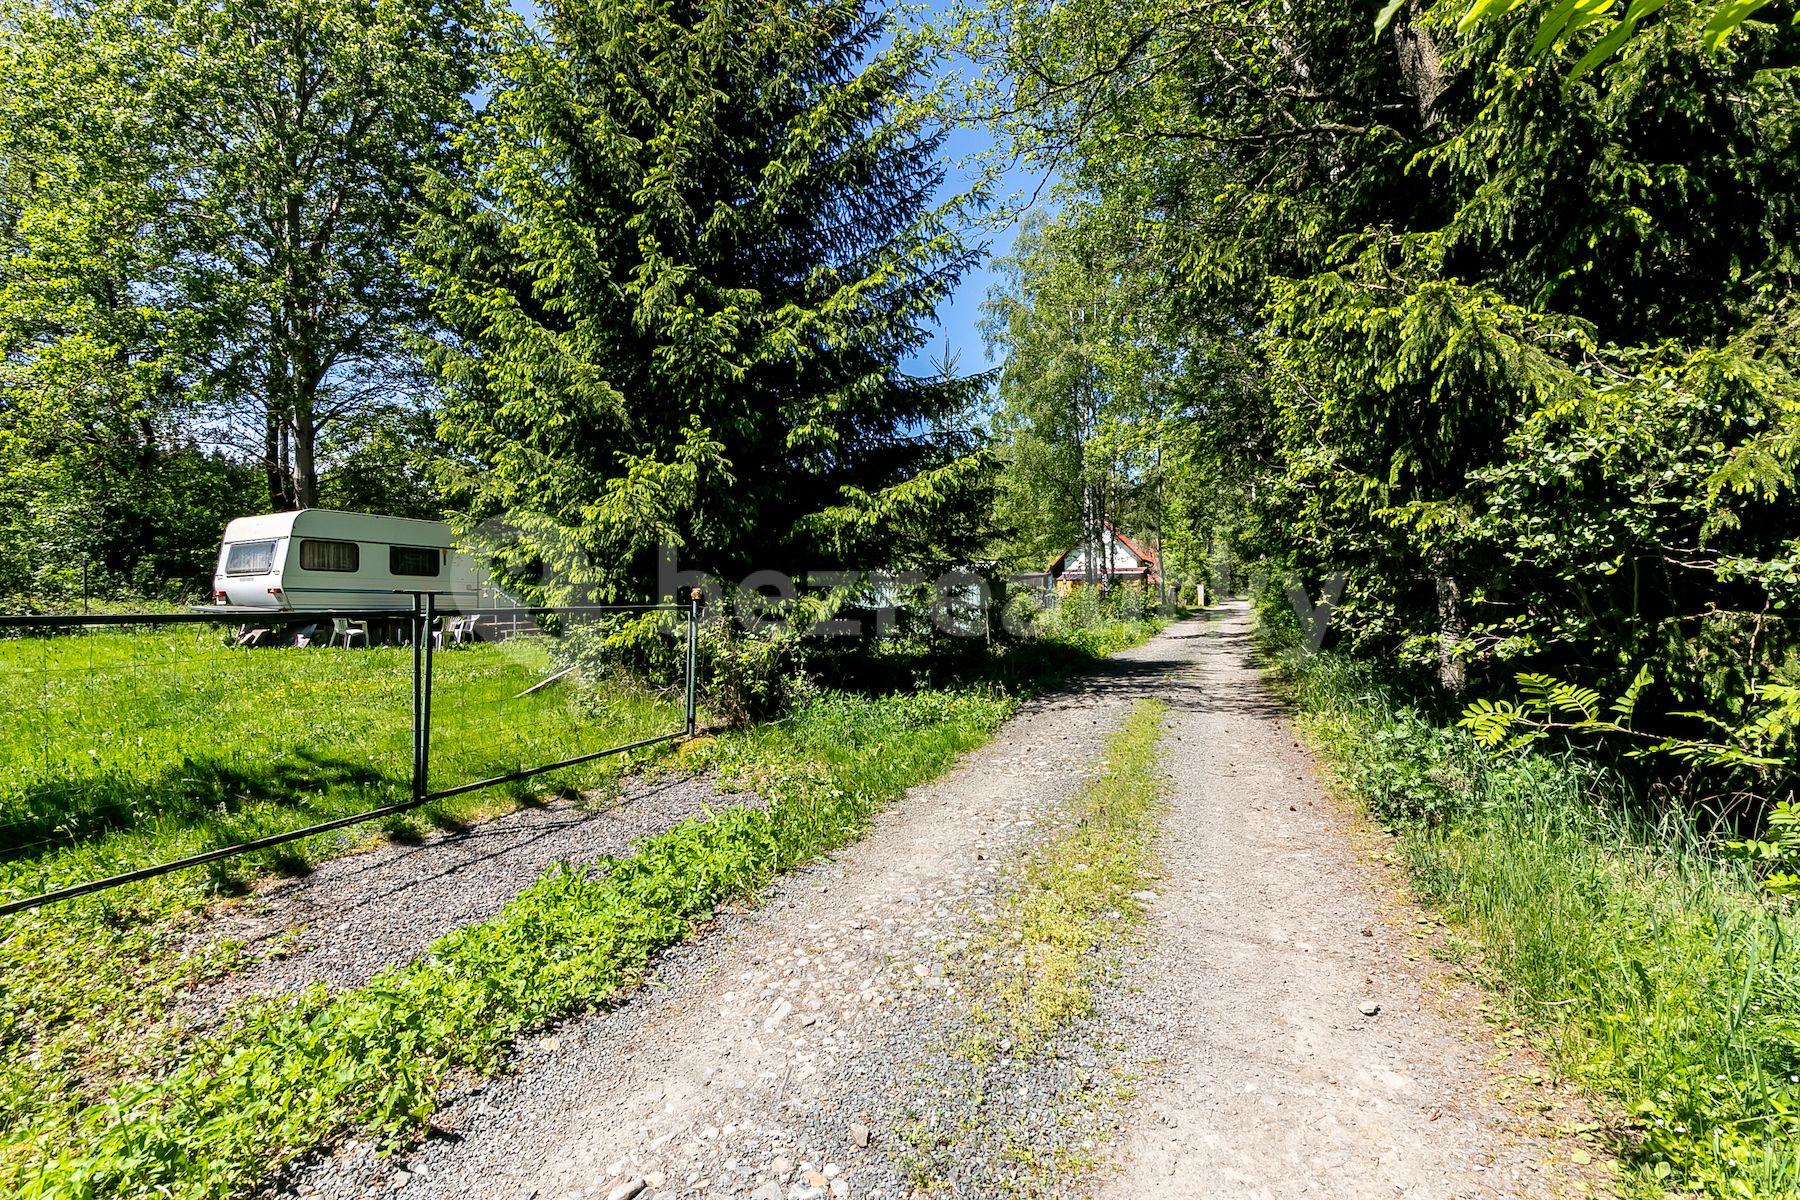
[0,595,699,916]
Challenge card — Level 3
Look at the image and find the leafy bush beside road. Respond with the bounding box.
[570,580,1176,727]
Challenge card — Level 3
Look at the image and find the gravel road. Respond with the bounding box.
[1090,605,1603,1199]
[277,605,1604,1200]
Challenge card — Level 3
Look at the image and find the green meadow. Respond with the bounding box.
[0,628,682,905]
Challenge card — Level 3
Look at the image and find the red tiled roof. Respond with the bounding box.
[1046,521,1158,575]
[1108,521,1156,567]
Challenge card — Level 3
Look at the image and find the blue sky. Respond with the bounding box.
[895,0,1056,379]
[903,118,1052,379]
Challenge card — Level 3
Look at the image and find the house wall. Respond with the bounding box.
[1059,531,1145,576]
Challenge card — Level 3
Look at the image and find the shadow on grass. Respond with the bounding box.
[2,624,1175,902]
[807,621,1184,701]
[0,748,400,866]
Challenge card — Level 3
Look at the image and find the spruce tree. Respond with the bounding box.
[416,0,986,599]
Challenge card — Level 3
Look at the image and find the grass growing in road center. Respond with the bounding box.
[965,697,1170,1057]
[894,698,1170,1198]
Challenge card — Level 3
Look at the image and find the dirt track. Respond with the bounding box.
[281,604,1603,1200]
[1092,606,1599,1199]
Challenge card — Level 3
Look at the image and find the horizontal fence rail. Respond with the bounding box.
[0,596,700,916]
[0,602,691,629]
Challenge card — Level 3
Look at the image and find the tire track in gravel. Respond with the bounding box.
[1091,603,1607,1199]
[282,626,1191,1200]
[184,776,749,1024]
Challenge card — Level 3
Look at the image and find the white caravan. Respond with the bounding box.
[211,510,480,613]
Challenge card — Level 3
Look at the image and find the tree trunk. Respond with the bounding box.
[265,297,296,510]
[1082,475,1098,586]
[1098,474,1109,580]
[263,401,290,510]
[291,408,317,508]
[291,350,320,508]
[1076,390,1096,589]
[1392,0,1450,127]
[278,421,294,510]
[1433,549,1466,693]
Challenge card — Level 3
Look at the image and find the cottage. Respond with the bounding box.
[1045,522,1160,590]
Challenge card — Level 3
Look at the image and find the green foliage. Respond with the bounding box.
[569,580,1170,726]
[0,631,679,895]
[163,0,487,507]
[0,611,1168,1198]
[1351,710,1484,827]
[1024,583,1169,657]
[0,0,485,600]
[692,616,817,727]
[0,439,267,607]
[563,592,868,726]
[6,797,816,1198]
[1415,0,1798,79]
[944,0,1800,808]
[314,406,449,521]
[0,629,686,1191]
[981,214,1178,574]
[1463,668,1800,815]
[1723,801,1800,896]
[417,0,990,601]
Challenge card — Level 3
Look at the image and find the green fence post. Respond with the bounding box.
[410,592,437,805]
[420,592,436,800]
[685,594,699,736]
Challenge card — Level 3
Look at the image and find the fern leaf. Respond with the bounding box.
[1610,665,1654,727]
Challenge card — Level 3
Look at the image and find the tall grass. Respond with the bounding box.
[1269,638,1800,1198]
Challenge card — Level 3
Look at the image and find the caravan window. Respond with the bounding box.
[223,540,278,576]
[299,539,360,573]
[389,546,441,577]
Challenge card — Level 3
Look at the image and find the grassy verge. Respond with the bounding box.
[0,616,1168,1199]
[0,630,680,887]
[1261,628,1800,1199]
[0,630,682,1162]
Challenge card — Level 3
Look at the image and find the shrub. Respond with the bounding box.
[694,614,815,726]
[556,604,813,727]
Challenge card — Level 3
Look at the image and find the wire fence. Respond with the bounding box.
[0,596,699,916]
